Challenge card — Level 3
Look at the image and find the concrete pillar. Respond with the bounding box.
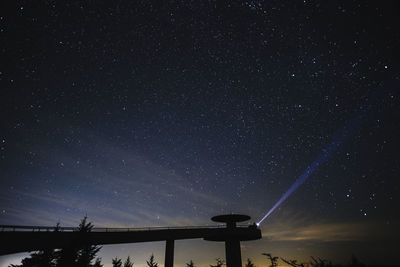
[165,239,174,267]
[225,239,242,267]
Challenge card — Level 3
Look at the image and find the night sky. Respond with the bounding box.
[1,1,400,266]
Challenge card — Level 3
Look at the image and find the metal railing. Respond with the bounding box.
[0,224,253,233]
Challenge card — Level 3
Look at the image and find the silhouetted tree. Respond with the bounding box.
[309,256,332,267]
[76,246,102,267]
[281,257,307,267]
[8,223,62,267]
[56,246,79,267]
[186,260,195,267]
[93,258,103,267]
[349,255,364,267]
[57,216,102,267]
[123,256,133,267]
[146,255,158,267]
[112,257,123,267]
[77,217,102,267]
[210,258,225,267]
[262,253,278,267]
[245,258,256,267]
[9,249,56,267]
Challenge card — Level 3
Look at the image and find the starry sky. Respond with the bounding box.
[1,1,400,266]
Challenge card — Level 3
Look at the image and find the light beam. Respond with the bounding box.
[257,105,372,226]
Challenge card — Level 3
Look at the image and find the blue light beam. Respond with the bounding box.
[257,108,370,226]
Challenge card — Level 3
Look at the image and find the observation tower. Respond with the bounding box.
[0,214,261,267]
[205,214,258,267]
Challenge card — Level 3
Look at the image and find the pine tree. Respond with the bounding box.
[146,254,158,267]
[262,253,278,267]
[56,246,79,267]
[281,257,304,267]
[245,258,255,267]
[9,249,56,267]
[56,216,102,267]
[186,260,195,267]
[93,258,103,267]
[76,245,101,267]
[210,258,224,267]
[75,216,102,267]
[112,257,122,267]
[8,218,102,267]
[123,256,133,267]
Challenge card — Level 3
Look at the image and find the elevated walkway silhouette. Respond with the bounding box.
[0,214,262,267]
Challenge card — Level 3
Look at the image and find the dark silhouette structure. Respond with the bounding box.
[0,214,261,267]
[205,215,253,267]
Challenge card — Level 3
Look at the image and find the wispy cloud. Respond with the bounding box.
[1,133,228,227]
[3,189,208,227]
[263,221,369,242]
[257,208,399,243]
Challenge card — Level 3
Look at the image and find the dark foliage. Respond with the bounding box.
[146,254,158,267]
[281,257,306,267]
[9,249,56,267]
[75,217,102,267]
[246,258,256,267]
[93,258,103,267]
[262,253,279,267]
[112,257,123,267]
[210,258,225,267]
[9,217,102,267]
[124,256,134,267]
[186,260,195,267]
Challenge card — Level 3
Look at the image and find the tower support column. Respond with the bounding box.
[165,239,174,267]
[225,239,242,267]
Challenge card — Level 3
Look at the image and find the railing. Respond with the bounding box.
[0,224,253,232]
